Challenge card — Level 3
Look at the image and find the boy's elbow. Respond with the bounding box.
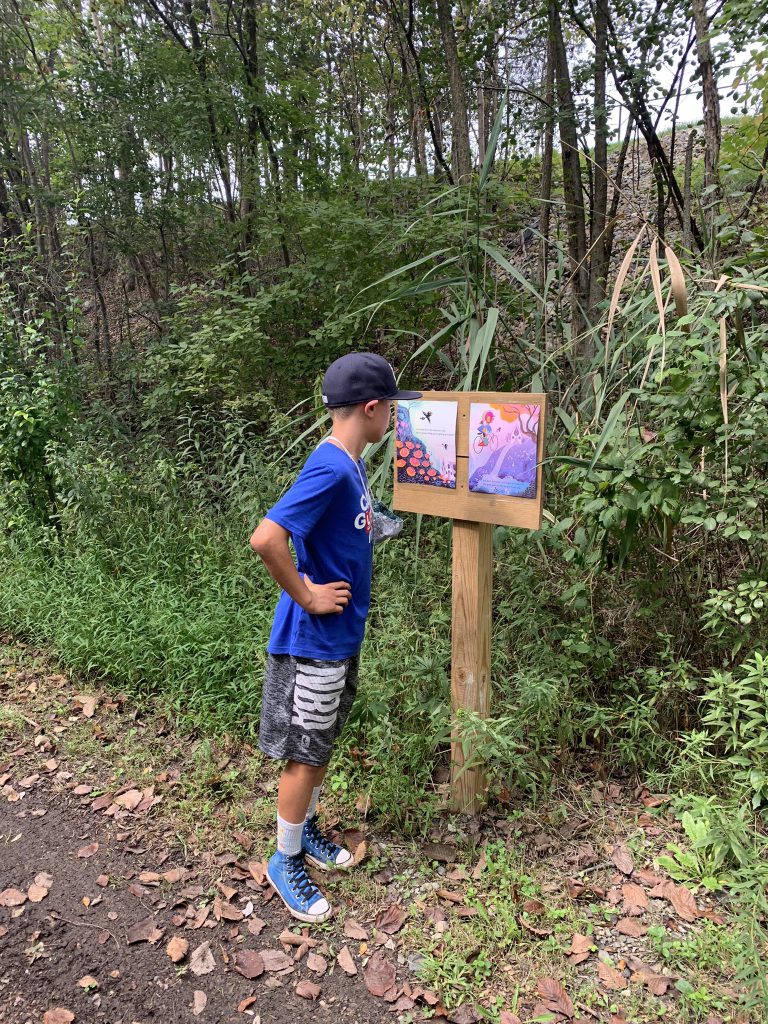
[249,520,285,558]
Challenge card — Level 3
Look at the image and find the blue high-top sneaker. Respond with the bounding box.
[266,850,331,923]
[302,814,354,871]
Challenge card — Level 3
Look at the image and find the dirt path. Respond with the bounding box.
[0,754,395,1024]
[0,637,755,1024]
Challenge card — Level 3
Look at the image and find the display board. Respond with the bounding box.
[393,391,547,529]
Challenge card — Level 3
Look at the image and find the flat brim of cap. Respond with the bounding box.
[392,390,422,401]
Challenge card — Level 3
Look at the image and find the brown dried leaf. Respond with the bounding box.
[238,996,258,1012]
[162,867,187,884]
[27,884,48,904]
[0,888,27,907]
[235,949,265,979]
[375,903,407,934]
[598,961,627,992]
[622,882,648,916]
[247,859,267,885]
[127,918,164,945]
[364,951,396,998]
[447,1007,481,1024]
[499,1013,523,1024]
[336,945,357,976]
[114,789,142,811]
[536,977,574,1018]
[421,843,457,864]
[77,976,98,990]
[77,842,99,859]
[663,881,699,922]
[34,872,53,891]
[296,980,321,1000]
[43,1011,75,1024]
[307,952,328,975]
[192,990,207,1016]
[166,936,189,962]
[615,918,647,938]
[343,918,368,940]
[566,933,592,965]
[611,843,634,876]
[189,941,216,975]
[261,949,293,972]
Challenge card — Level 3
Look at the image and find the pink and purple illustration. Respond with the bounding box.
[468,403,540,498]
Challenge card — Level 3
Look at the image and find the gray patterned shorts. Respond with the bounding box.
[258,654,359,767]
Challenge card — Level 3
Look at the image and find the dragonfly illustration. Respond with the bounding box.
[421,410,433,423]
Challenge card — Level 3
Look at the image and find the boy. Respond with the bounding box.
[249,352,420,923]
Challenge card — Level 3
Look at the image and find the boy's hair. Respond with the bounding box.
[328,404,359,421]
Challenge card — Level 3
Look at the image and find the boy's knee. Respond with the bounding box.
[285,759,327,781]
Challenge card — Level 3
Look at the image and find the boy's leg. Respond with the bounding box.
[277,760,327,825]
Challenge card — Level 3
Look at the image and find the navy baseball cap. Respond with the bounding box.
[322,352,421,408]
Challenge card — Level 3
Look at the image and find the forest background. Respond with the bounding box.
[1,0,768,1013]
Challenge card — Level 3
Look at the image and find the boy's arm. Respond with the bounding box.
[249,518,351,615]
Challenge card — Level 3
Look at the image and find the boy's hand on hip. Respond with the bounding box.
[304,577,352,615]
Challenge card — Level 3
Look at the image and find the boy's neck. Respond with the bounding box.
[329,422,366,461]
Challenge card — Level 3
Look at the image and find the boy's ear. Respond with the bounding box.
[363,399,379,417]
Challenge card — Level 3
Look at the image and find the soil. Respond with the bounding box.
[0,758,392,1023]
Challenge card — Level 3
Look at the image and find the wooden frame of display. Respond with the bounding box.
[392,391,547,812]
[393,391,547,528]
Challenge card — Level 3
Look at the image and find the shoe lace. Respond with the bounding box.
[305,815,337,859]
[286,854,321,903]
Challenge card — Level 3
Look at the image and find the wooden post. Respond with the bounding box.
[450,519,493,812]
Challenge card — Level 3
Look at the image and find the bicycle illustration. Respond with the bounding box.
[473,419,499,455]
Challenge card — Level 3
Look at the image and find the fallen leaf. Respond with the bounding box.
[653,881,699,922]
[127,918,164,945]
[611,843,634,876]
[634,867,665,886]
[235,950,265,979]
[261,949,293,972]
[598,961,627,991]
[622,882,648,916]
[114,789,142,811]
[631,967,672,995]
[43,1011,75,1024]
[163,867,187,884]
[421,842,457,864]
[238,996,258,1012]
[77,842,99,859]
[76,695,98,718]
[192,990,207,1016]
[499,1014,522,1024]
[615,917,647,938]
[536,977,574,1018]
[337,945,357,975]
[0,889,27,907]
[523,898,545,915]
[355,793,372,817]
[247,916,267,936]
[567,933,592,965]
[296,980,321,1000]
[189,941,216,976]
[307,952,328,975]
[34,872,54,891]
[447,1008,481,1024]
[375,904,406,934]
[247,859,267,885]
[393,996,416,1012]
[343,919,368,940]
[364,950,396,997]
[76,976,98,990]
[166,936,189,962]
[27,884,48,904]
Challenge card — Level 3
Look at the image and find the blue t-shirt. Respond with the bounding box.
[265,443,374,660]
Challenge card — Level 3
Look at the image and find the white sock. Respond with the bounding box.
[305,786,322,820]
[276,814,304,857]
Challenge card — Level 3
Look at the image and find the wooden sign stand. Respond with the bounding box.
[393,392,547,813]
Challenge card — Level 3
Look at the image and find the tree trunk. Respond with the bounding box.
[538,34,555,297]
[434,0,472,183]
[548,0,589,344]
[691,0,721,239]
[588,0,609,320]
